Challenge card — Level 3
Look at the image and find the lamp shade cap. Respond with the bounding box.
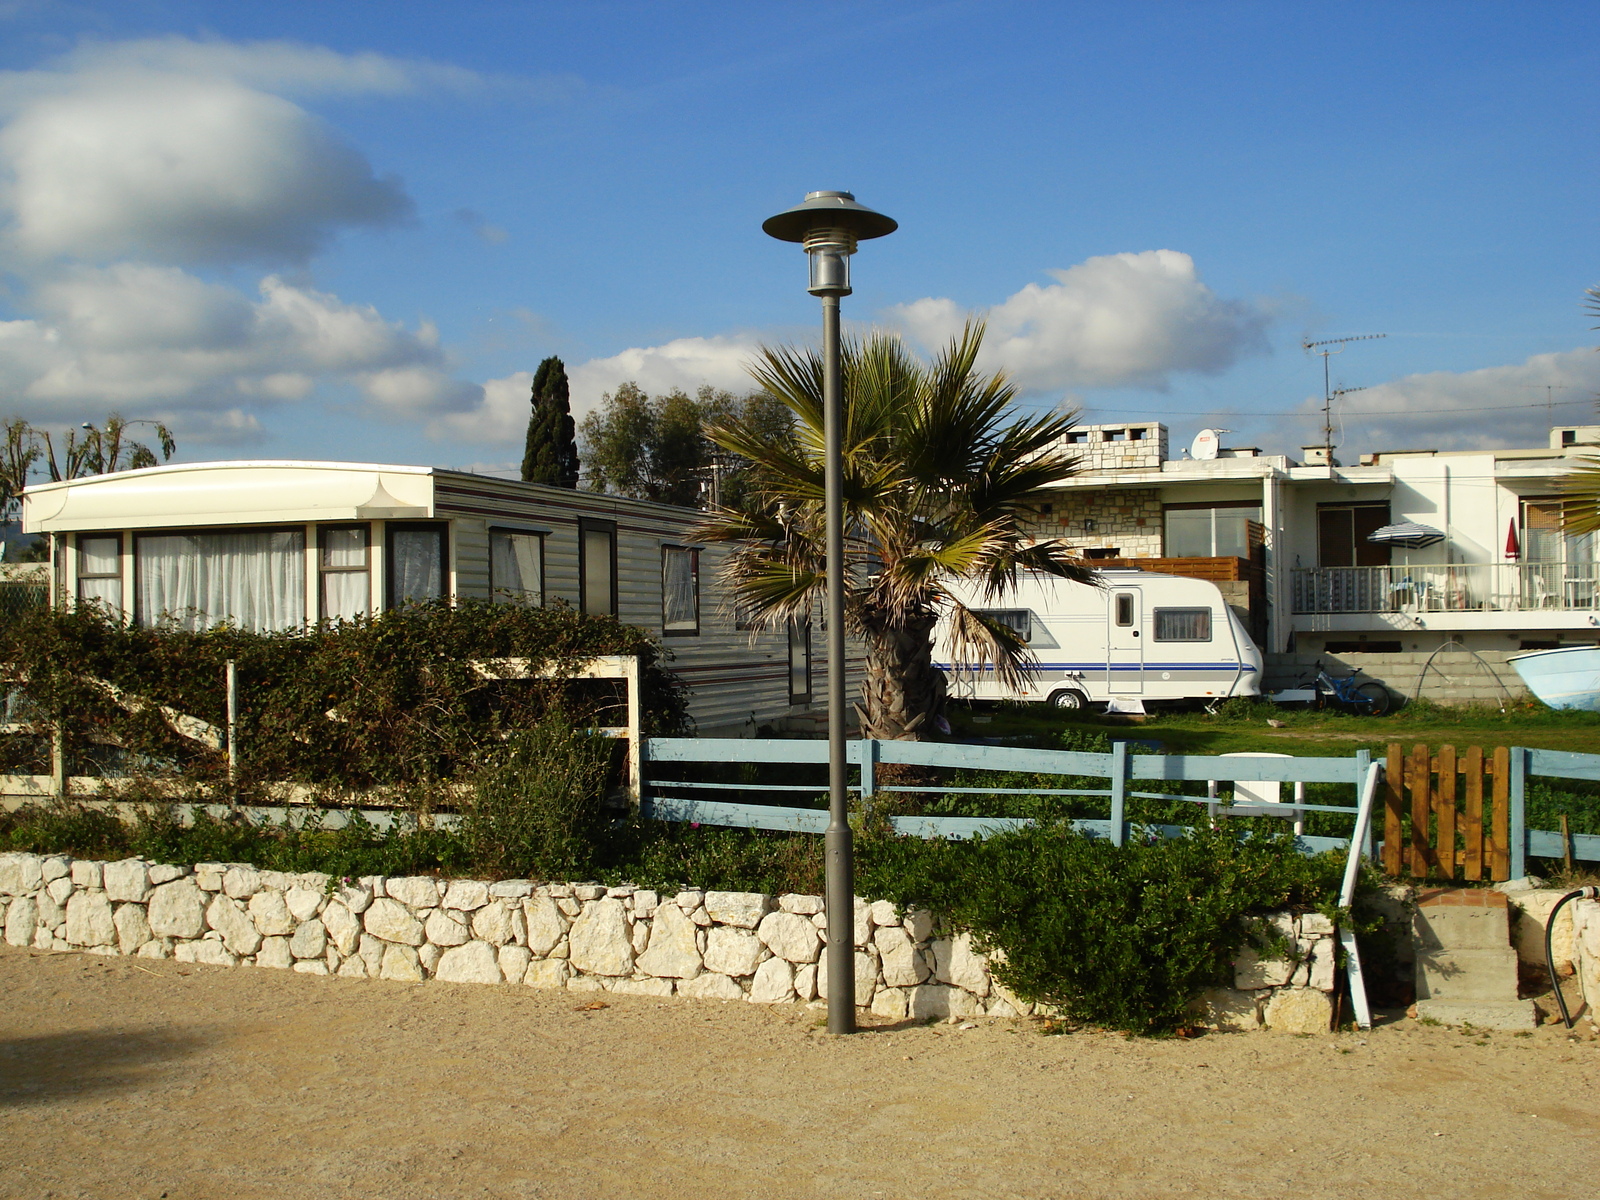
[763,190,898,243]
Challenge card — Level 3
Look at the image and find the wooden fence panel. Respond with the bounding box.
[1383,743,1509,883]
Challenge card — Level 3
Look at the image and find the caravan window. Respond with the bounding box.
[1114,594,1135,627]
[661,546,699,635]
[77,534,122,611]
[579,519,617,616]
[136,529,306,631]
[977,609,1031,642]
[386,524,446,608]
[1153,607,1211,642]
[490,529,544,606]
[320,525,370,622]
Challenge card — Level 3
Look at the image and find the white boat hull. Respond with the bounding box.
[1508,646,1600,712]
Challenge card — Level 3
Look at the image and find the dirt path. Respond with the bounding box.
[1,946,1596,1200]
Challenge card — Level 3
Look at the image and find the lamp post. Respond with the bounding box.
[763,190,896,1035]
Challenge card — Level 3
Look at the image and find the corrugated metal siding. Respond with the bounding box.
[433,473,864,734]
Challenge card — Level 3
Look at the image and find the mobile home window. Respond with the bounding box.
[386,524,446,608]
[77,534,122,611]
[661,546,699,635]
[579,519,617,616]
[1153,607,1211,642]
[977,609,1031,642]
[135,529,306,631]
[490,529,544,605]
[788,618,811,704]
[320,525,370,622]
[1114,593,1135,627]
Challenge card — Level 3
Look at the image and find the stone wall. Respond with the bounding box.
[1030,487,1164,559]
[0,852,1335,1031]
[1265,650,1528,706]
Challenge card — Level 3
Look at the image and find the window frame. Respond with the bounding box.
[1163,501,1264,559]
[76,532,123,611]
[660,544,700,636]
[578,518,618,617]
[1152,606,1213,642]
[488,526,546,607]
[133,524,307,630]
[318,523,371,622]
[1114,593,1135,627]
[384,521,449,611]
[975,608,1031,643]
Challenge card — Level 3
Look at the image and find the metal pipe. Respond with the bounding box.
[226,659,238,799]
[821,292,855,1035]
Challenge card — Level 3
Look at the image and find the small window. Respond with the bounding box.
[661,546,699,635]
[1104,429,1127,442]
[788,618,811,704]
[78,534,122,611]
[1128,428,1146,441]
[1114,593,1135,627]
[386,523,446,608]
[490,529,544,606]
[977,609,1031,642]
[320,525,370,622]
[1065,431,1089,444]
[1154,607,1212,641]
[579,519,617,616]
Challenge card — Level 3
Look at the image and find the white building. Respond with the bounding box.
[22,460,848,736]
[1031,422,1600,699]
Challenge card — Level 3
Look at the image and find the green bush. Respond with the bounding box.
[860,820,1347,1035]
[0,600,689,793]
[464,717,613,880]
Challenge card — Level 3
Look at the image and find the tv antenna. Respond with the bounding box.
[1302,334,1386,465]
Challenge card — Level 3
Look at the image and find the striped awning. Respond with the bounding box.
[1366,522,1445,548]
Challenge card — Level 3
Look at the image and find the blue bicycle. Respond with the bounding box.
[1310,660,1392,716]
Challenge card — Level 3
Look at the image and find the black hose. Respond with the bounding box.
[1546,886,1599,1029]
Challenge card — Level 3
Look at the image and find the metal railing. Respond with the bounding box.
[1291,562,1600,614]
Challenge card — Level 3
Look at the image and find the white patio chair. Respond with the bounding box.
[1207,751,1304,836]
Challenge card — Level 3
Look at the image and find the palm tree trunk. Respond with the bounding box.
[858,612,947,741]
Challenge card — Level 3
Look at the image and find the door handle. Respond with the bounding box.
[1132,631,1140,637]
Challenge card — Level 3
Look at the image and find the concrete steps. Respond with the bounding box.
[1411,888,1536,1030]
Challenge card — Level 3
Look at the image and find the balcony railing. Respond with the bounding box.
[1291,562,1600,615]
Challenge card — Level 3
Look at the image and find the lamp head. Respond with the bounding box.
[763,190,896,296]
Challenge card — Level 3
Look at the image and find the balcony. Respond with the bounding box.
[1291,563,1600,615]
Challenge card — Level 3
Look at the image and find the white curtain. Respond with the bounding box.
[137,530,305,631]
[490,531,542,604]
[662,547,697,630]
[320,527,369,621]
[77,535,122,610]
[390,529,443,605]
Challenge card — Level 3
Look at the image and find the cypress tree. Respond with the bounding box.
[521,356,580,487]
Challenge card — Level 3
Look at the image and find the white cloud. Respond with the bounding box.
[0,74,410,265]
[429,371,535,443]
[1,267,459,424]
[568,335,762,415]
[892,250,1271,392]
[1300,347,1600,454]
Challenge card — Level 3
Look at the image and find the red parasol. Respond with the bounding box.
[1505,519,1520,560]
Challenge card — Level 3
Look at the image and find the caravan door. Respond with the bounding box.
[1108,587,1143,694]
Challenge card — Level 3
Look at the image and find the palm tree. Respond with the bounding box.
[1562,284,1600,535]
[695,322,1096,740]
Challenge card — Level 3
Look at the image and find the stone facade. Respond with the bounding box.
[1029,487,1164,559]
[1055,422,1168,473]
[0,852,1330,1029]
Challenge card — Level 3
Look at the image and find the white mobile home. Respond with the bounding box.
[937,568,1263,709]
[21,460,844,735]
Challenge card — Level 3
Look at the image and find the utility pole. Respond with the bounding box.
[1302,334,1386,465]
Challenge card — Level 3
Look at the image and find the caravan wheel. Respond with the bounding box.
[1048,689,1087,711]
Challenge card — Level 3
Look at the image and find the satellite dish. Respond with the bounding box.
[1191,429,1224,461]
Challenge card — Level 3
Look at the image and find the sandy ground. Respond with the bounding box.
[0,946,1597,1200]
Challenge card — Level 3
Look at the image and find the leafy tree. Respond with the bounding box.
[695,322,1094,741]
[520,356,580,487]
[2,415,175,559]
[579,382,791,509]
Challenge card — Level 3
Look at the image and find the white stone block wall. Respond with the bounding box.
[0,852,1329,1028]
[1565,898,1600,1011]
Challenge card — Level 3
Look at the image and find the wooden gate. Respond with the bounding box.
[1381,743,1510,881]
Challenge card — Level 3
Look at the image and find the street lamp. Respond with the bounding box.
[763,190,896,1035]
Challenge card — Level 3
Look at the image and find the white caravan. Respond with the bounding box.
[935,568,1263,710]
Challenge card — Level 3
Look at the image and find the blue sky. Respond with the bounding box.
[0,1,1595,474]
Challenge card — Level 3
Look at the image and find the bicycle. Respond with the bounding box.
[1309,660,1392,716]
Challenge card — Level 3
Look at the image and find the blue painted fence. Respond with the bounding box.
[642,737,1373,857]
[642,737,1600,873]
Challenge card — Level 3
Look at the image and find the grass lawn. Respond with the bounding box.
[946,698,1600,758]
